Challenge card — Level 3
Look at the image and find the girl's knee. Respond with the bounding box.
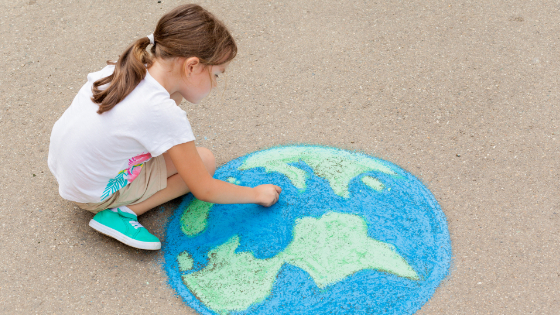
[197,147,216,176]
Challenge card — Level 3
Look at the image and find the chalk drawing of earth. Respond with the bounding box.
[163,145,451,315]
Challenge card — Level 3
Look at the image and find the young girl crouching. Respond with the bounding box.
[48,4,281,250]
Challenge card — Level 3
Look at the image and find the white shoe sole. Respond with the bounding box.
[89,219,161,250]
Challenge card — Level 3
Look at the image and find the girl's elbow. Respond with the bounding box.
[191,187,214,203]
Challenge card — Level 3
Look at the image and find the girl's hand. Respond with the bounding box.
[254,184,282,207]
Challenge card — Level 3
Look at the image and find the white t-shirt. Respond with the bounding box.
[48,65,195,203]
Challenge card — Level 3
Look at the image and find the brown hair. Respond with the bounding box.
[92,4,237,114]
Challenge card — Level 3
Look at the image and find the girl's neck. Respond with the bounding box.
[147,58,182,95]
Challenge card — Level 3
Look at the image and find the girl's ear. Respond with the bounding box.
[183,57,201,76]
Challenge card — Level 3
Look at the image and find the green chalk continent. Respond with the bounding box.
[178,251,194,271]
[239,146,396,198]
[180,199,214,236]
[283,212,419,287]
[182,236,284,315]
[361,176,385,191]
[182,212,418,314]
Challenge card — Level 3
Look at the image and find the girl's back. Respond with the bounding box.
[49,65,194,203]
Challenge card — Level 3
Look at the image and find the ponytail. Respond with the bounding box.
[92,37,152,114]
[91,4,237,114]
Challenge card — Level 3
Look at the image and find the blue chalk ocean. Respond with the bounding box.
[163,146,451,315]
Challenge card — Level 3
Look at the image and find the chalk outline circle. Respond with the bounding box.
[163,145,452,314]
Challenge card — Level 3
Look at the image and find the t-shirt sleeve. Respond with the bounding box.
[137,100,196,157]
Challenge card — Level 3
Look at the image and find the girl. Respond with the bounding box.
[48,4,282,250]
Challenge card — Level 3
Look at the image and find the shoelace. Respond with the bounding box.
[129,221,144,229]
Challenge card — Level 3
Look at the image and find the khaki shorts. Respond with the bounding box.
[75,155,168,214]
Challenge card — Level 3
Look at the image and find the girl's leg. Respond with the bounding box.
[127,147,216,216]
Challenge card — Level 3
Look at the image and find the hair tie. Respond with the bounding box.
[147,34,155,45]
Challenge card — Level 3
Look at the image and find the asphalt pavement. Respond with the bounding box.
[0,0,559,313]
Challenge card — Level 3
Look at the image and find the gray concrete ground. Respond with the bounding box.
[1,0,559,313]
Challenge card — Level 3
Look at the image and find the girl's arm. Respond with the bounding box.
[167,141,282,206]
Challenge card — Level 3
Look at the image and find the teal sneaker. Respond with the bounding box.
[89,208,161,250]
